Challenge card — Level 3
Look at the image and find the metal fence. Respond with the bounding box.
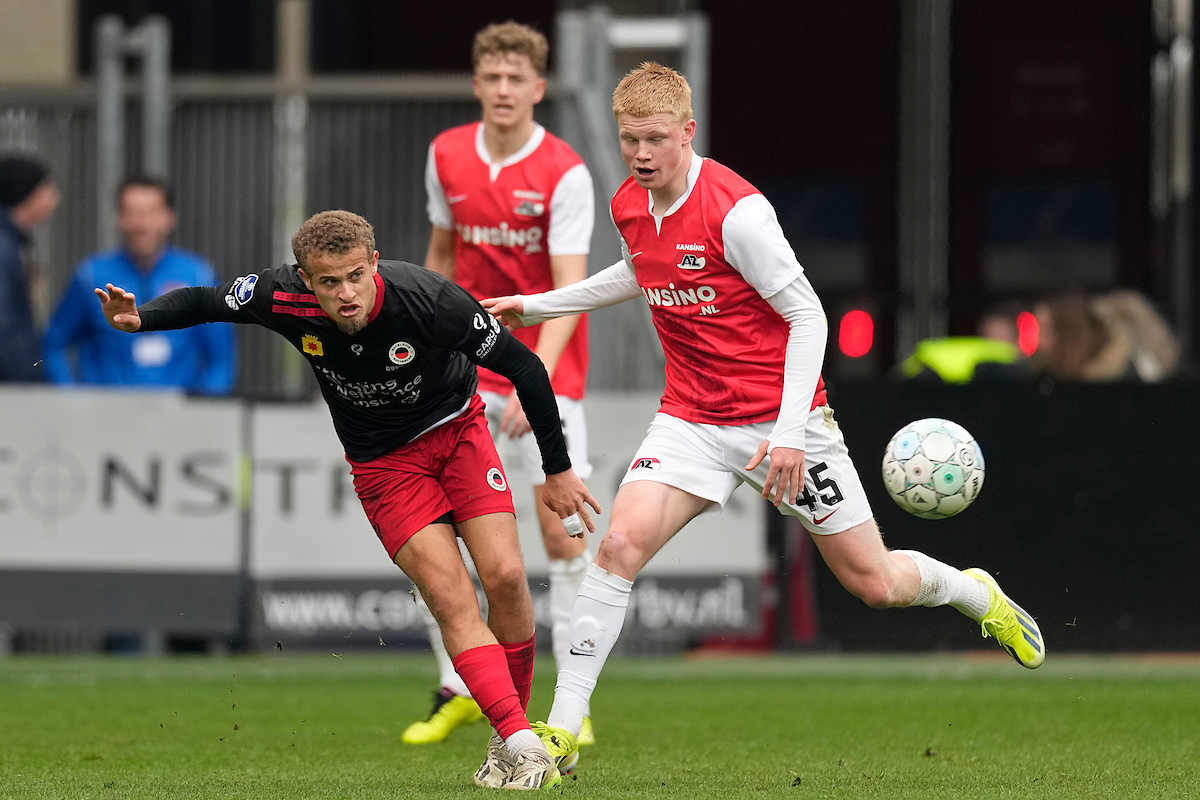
[1,79,665,398]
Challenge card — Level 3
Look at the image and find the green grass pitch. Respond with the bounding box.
[1,652,1198,799]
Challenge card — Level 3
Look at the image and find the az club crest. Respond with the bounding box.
[677,253,706,270]
[513,200,545,216]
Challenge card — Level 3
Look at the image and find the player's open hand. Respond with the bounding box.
[94,283,142,332]
[747,440,806,507]
[481,295,526,331]
[499,394,532,438]
[541,468,601,536]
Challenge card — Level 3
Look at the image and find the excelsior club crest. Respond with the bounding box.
[486,467,507,491]
[389,341,415,365]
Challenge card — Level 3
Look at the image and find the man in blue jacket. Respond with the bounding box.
[0,155,60,383]
[44,176,235,394]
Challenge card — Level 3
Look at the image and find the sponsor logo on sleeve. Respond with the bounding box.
[473,313,501,358]
[388,341,415,365]
[226,274,259,308]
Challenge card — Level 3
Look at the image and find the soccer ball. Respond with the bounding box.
[881,418,985,519]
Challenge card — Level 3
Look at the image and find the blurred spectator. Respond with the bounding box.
[0,155,60,383]
[1031,290,1179,382]
[43,176,236,394]
[897,303,1029,384]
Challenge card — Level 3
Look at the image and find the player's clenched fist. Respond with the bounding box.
[94,283,142,332]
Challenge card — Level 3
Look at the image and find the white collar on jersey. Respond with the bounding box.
[475,122,546,181]
[648,152,705,233]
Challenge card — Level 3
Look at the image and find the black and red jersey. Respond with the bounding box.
[135,259,569,470]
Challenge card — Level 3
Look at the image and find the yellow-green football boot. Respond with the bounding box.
[531,721,579,774]
[964,568,1045,668]
[577,715,596,747]
[401,689,484,744]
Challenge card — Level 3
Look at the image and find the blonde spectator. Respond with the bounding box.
[1031,290,1179,382]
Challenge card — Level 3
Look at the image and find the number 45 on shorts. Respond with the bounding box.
[795,461,843,513]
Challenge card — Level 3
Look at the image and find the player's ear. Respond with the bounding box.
[681,118,696,147]
[369,250,379,270]
[297,265,313,290]
[532,76,546,105]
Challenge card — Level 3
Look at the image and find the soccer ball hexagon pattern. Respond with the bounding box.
[882,418,984,520]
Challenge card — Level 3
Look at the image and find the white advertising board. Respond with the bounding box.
[250,392,766,579]
[249,402,392,578]
[0,387,241,572]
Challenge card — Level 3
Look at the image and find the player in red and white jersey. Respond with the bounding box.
[411,22,599,754]
[486,63,1046,770]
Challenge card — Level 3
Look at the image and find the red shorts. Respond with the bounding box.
[347,395,515,559]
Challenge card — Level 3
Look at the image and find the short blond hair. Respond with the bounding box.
[292,210,376,270]
[473,21,549,76]
[612,62,693,123]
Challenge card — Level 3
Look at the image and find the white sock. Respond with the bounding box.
[415,590,472,698]
[548,551,591,715]
[547,563,633,736]
[895,549,990,619]
[504,728,544,759]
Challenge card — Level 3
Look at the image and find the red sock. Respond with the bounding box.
[452,644,529,739]
[500,635,536,711]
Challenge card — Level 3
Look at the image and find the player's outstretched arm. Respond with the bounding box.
[481,295,527,331]
[94,283,142,332]
[484,258,644,330]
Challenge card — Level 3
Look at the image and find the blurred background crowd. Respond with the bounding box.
[1,0,1196,398]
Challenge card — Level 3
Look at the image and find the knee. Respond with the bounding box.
[842,571,902,609]
[595,528,643,576]
[481,556,527,599]
[422,578,478,628]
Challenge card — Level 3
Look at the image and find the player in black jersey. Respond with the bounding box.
[94,210,596,790]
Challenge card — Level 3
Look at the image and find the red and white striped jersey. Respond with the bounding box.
[426,122,593,399]
[610,156,827,425]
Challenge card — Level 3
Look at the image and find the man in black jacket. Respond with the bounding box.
[0,155,60,382]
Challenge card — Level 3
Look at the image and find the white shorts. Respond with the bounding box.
[620,404,874,535]
[480,390,593,485]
